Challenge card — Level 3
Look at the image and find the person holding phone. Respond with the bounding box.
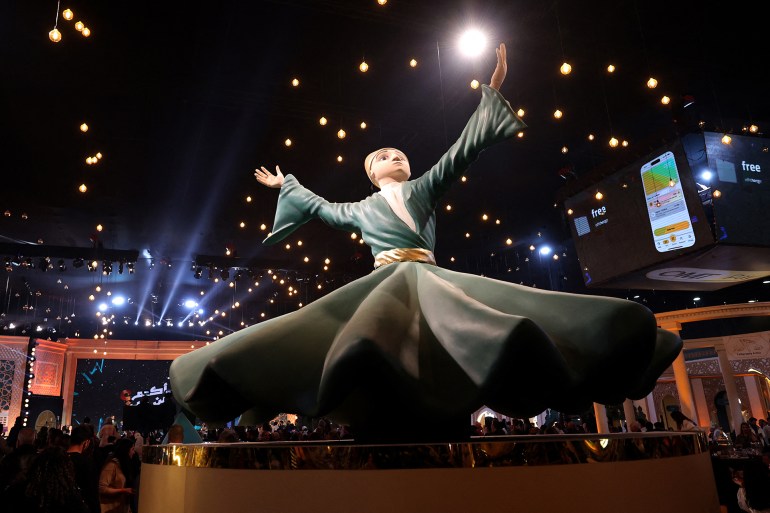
[170,43,682,440]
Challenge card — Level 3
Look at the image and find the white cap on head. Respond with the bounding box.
[364,147,400,187]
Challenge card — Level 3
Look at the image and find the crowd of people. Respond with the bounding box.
[2,410,770,512]
[0,417,140,513]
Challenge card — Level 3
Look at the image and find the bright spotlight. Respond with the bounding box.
[184,299,198,309]
[701,170,713,181]
[98,303,108,312]
[111,296,126,306]
[458,29,487,57]
[539,246,552,256]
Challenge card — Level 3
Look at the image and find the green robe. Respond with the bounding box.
[170,85,681,441]
[264,85,524,256]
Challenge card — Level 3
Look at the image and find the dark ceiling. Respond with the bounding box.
[2,0,768,342]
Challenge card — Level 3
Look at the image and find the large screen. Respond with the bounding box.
[71,359,173,429]
[704,131,770,245]
[564,142,714,286]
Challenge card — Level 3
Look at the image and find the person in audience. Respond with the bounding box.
[736,459,770,513]
[98,418,118,448]
[757,419,769,446]
[0,427,37,492]
[98,438,134,513]
[82,417,95,436]
[670,410,698,431]
[67,426,100,513]
[749,417,762,437]
[48,428,67,449]
[218,429,239,443]
[35,426,50,451]
[736,421,760,449]
[131,431,144,458]
[2,446,90,513]
[5,416,24,448]
[166,424,184,444]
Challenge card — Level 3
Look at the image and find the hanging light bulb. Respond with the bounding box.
[646,77,658,89]
[607,64,616,73]
[78,184,87,193]
[470,79,480,89]
[337,155,343,162]
[553,109,563,119]
[337,129,346,139]
[319,116,327,126]
[62,8,73,20]
[409,58,417,67]
[359,61,369,72]
[621,140,629,147]
[595,191,604,200]
[74,21,84,31]
[360,121,367,129]
[661,95,671,105]
[588,133,595,141]
[721,134,732,144]
[96,152,102,159]
[560,62,572,75]
[284,138,292,147]
[80,123,89,132]
[378,0,387,6]
[609,137,619,148]
[749,124,759,133]
[82,27,91,37]
[291,78,299,87]
[567,208,573,215]
[516,131,524,138]
[49,28,62,42]
[516,108,525,117]
[713,189,722,198]
[561,146,568,154]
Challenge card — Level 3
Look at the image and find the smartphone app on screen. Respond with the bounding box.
[641,151,696,253]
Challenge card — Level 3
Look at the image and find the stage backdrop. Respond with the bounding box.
[72,358,173,430]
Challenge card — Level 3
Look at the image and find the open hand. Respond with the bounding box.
[489,43,507,91]
[254,165,285,188]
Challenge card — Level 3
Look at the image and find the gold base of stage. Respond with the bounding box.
[139,433,720,513]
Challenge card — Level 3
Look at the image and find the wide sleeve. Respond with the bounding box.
[411,84,525,204]
[263,174,360,245]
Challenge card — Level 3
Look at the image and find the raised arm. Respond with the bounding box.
[411,42,524,203]
[489,43,507,91]
[256,169,360,245]
[254,165,285,188]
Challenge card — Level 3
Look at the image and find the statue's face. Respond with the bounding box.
[367,148,411,187]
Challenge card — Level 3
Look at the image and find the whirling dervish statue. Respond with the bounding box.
[170,44,681,441]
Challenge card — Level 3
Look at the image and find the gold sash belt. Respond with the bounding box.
[374,248,436,269]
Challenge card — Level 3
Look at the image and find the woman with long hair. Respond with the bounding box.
[98,438,134,513]
[2,446,89,513]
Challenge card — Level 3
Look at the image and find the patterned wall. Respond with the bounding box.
[0,343,27,430]
[0,359,16,411]
[30,348,64,397]
[653,355,767,427]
